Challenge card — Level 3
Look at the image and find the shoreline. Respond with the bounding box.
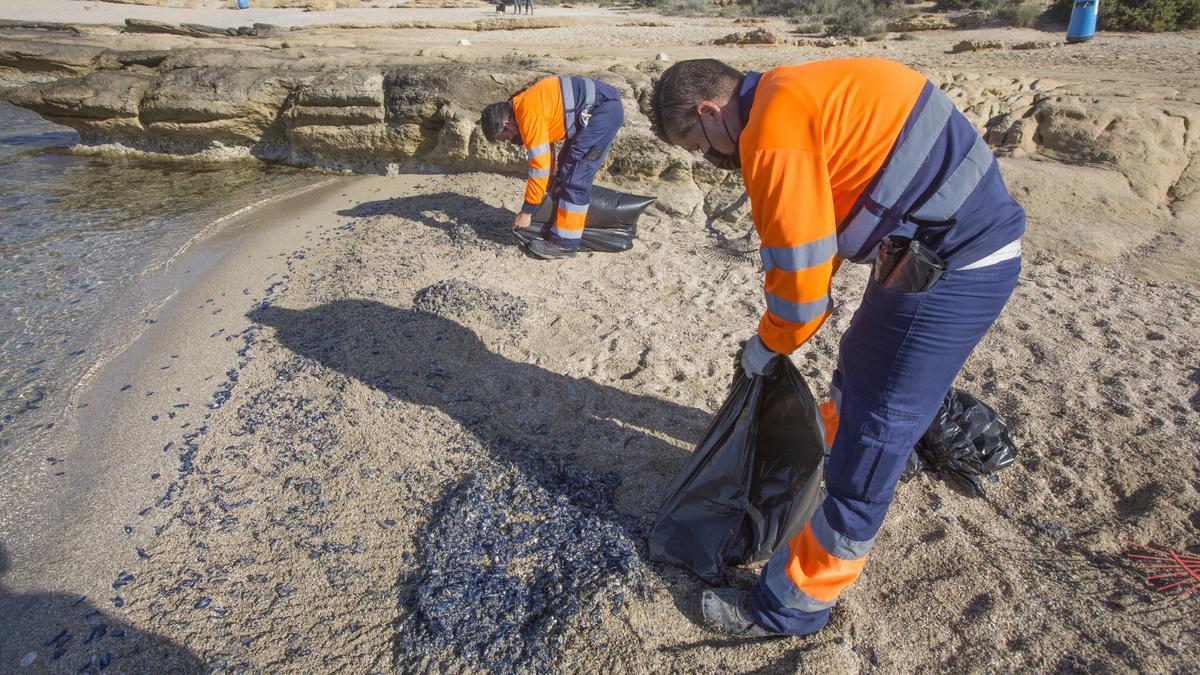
[0,174,353,670]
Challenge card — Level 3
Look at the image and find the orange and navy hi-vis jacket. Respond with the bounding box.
[739,59,1025,630]
[739,58,1024,356]
[510,76,607,234]
[511,76,565,211]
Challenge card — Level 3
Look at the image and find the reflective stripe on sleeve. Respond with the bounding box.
[527,143,551,161]
[765,293,831,325]
[836,202,884,262]
[528,167,550,178]
[760,233,838,273]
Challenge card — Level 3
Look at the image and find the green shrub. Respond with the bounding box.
[992,0,1043,25]
[751,0,900,34]
[1013,0,1042,24]
[1046,0,1200,31]
[825,3,889,35]
[752,0,840,17]
[791,20,826,32]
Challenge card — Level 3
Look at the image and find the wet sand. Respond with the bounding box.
[0,177,346,671]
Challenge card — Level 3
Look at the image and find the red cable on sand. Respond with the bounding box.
[1125,541,1200,598]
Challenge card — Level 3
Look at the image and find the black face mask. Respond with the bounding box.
[699,111,740,172]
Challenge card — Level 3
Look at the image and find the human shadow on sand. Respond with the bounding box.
[253,300,720,654]
[0,544,204,673]
[338,193,515,246]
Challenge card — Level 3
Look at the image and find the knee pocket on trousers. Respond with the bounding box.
[825,413,920,503]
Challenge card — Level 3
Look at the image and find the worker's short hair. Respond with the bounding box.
[649,59,742,143]
[479,101,512,142]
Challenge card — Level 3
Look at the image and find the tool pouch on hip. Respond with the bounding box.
[873,236,946,293]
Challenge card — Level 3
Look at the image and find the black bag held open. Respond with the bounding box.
[513,186,654,253]
[648,356,825,585]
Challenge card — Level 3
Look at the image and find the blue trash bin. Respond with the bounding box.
[237,0,250,9]
[1067,0,1098,43]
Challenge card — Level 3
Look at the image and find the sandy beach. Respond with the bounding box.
[0,1,1198,672]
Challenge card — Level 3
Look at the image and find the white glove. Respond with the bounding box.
[740,334,779,377]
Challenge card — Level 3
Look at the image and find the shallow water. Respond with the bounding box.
[0,101,318,458]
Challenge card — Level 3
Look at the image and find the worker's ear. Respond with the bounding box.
[696,100,721,118]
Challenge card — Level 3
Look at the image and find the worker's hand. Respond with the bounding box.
[740,334,779,377]
[513,211,532,232]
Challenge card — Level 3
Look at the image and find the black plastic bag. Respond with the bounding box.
[512,186,654,253]
[648,356,825,585]
[903,388,1018,497]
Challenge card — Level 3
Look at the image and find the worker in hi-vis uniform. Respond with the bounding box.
[650,57,1024,638]
[480,76,624,259]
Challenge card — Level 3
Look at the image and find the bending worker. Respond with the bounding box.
[480,75,624,260]
[650,58,1024,638]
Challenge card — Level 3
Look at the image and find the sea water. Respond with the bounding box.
[0,100,317,460]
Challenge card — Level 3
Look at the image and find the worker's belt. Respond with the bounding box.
[560,76,597,140]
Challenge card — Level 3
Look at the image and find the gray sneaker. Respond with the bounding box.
[525,239,578,260]
[700,588,783,639]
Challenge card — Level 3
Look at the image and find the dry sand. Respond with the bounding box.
[1,3,1199,673]
[5,170,1195,671]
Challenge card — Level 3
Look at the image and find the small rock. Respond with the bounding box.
[457,39,471,46]
[949,39,1005,54]
[714,28,779,46]
[1012,41,1057,50]
[655,52,669,61]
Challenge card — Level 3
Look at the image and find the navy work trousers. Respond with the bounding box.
[748,256,1021,635]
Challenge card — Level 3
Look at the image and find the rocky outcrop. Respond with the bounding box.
[949,39,1004,53]
[988,94,1200,206]
[4,36,1198,224]
[932,72,1200,214]
[3,42,698,190]
[0,40,108,75]
[713,28,780,46]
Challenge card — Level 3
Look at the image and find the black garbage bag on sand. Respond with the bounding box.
[648,356,825,585]
[903,388,1018,497]
[512,186,654,253]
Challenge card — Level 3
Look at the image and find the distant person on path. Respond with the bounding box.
[480,76,624,259]
[649,57,1024,639]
